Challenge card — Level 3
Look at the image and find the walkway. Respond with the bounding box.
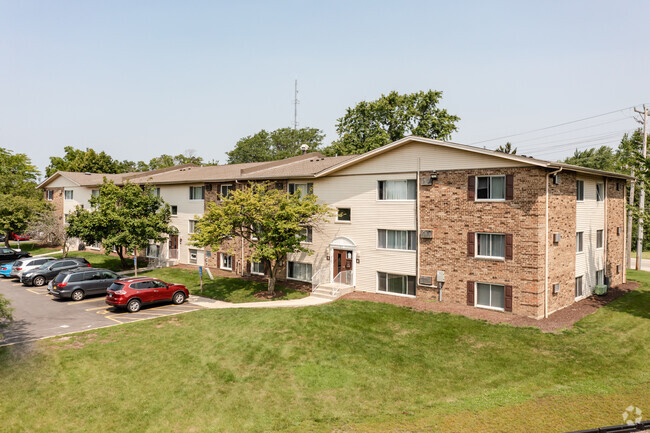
[188,294,332,309]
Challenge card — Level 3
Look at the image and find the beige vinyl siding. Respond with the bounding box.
[158,184,205,265]
[333,142,524,176]
[286,174,417,292]
[575,176,605,298]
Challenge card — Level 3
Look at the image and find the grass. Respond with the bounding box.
[0,271,649,432]
[49,251,146,272]
[8,241,60,256]
[630,251,650,260]
[140,267,309,303]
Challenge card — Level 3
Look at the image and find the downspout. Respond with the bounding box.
[604,178,608,286]
[545,167,563,318]
[235,179,245,277]
[416,158,421,297]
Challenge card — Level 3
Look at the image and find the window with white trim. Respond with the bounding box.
[221,253,232,270]
[91,189,99,198]
[377,272,416,296]
[575,275,583,298]
[189,186,205,200]
[596,183,604,201]
[476,233,506,258]
[251,261,264,275]
[596,229,603,249]
[298,226,312,243]
[377,230,416,251]
[576,180,584,201]
[476,176,505,200]
[146,244,161,258]
[288,183,313,196]
[189,220,198,234]
[378,180,416,200]
[171,205,178,215]
[287,261,312,281]
[476,283,505,310]
[189,249,198,265]
[64,190,74,200]
[220,184,233,199]
[576,232,584,253]
[45,190,54,201]
[596,270,604,286]
[337,208,351,222]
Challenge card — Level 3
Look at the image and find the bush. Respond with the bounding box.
[594,284,608,296]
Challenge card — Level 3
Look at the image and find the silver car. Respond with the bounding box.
[10,257,56,280]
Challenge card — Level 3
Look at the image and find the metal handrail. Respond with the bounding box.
[311,268,327,292]
[331,270,352,296]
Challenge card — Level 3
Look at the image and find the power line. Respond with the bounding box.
[518,128,635,153]
[506,117,635,146]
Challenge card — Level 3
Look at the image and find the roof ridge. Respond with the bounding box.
[240,152,325,175]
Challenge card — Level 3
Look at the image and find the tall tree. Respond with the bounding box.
[226,127,325,164]
[562,146,618,172]
[46,146,125,177]
[324,90,460,156]
[496,142,517,154]
[190,183,331,293]
[0,293,12,339]
[66,180,177,270]
[0,148,47,247]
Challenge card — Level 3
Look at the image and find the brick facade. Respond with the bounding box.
[606,179,626,287]
[46,187,65,223]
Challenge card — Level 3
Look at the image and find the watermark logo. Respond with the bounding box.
[622,406,642,425]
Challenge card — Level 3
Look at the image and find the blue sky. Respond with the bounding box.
[1,0,648,177]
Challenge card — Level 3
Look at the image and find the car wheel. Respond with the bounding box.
[33,276,46,287]
[126,299,141,313]
[172,292,186,305]
[71,290,84,302]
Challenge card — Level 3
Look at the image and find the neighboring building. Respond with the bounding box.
[38,136,631,319]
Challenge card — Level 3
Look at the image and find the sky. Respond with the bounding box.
[1,0,649,178]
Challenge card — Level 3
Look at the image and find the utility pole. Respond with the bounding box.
[634,105,648,270]
[627,170,636,268]
[293,79,299,130]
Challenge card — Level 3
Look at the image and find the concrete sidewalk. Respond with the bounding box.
[188,294,332,309]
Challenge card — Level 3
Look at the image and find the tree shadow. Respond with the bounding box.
[599,284,650,320]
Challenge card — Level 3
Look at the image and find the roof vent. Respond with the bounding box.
[85,172,91,175]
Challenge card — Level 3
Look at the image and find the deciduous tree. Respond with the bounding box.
[226,127,325,164]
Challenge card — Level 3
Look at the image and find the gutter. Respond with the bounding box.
[545,167,563,318]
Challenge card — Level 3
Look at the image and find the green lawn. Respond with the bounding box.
[140,267,309,303]
[50,251,146,272]
[0,271,649,432]
[630,251,650,260]
[8,241,60,256]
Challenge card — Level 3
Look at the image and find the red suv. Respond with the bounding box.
[105,277,189,313]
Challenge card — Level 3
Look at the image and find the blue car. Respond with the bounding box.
[0,262,13,278]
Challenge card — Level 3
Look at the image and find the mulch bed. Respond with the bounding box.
[253,290,287,300]
[340,281,641,333]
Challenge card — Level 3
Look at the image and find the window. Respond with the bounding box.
[596,229,603,249]
[91,189,99,197]
[251,261,264,275]
[476,283,505,310]
[596,183,604,201]
[378,180,416,200]
[189,186,205,200]
[189,249,198,265]
[377,230,416,251]
[576,180,584,201]
[476,233,506,258]
[476,176,505,200]
[90,241,101,250]
[146,244,160,258]
[337,208,351,222]
[596,270,604,286]
[288,183,313,196]
[298,226,313,243]
[377,272,416,296]
[64,190,74,200]
[220,253,232,270]
[220,184,233,199]
[576,232,584,253]
[575,276,583,298]
[45,190,54,201]
[171,205,178,215]
[287,261,312,281]
[153,187,160,198]
[189,220,198,234]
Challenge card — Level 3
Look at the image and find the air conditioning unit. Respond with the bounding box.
[553,233,561,243]
[420,230,433,239]
[553,283,560,294]
[420,177,433,186]
[419,276,432,286]
[552,174,561,185]
[205,184,212,191]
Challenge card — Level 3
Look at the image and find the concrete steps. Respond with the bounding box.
[311,284,354,300]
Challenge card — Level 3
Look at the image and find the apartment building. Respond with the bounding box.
[39,136,630,319]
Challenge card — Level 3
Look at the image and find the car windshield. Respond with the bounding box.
[38,262,53,270]
[107,283,124,291]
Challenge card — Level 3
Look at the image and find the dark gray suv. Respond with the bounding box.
[49,268,120,301]
[21,257,91,286]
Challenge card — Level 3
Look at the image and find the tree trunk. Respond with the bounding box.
[266,259,276,294]
[4,232,9,248]
[116,247,127,269]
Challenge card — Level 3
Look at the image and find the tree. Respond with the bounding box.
[226,127,325,164]
[0,293,12,338]
[66,180,177,270]
[496,142,517,154]
[46,146,126,177]
[190,183,331,293]
[28,209,67,249]
[324,90,460,156]
[0,148,47,247]
[562,146,618,172]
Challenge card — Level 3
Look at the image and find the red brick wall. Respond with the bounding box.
[418,167,547,318]
[46,187,65,224]
[606,179,626,286]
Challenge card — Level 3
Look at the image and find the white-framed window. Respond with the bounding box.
[251,261,264,275]
[576,232,584,253]
[596,270,604,286]
[220,253,232,270]
[45,190,54,201]
[576,180,584,201]
[89,241,101,250]
[596,229,604,249]
[91,189,99,198]
[171,205,178,215]
[476,233,506,259]
[189,249,198,265]
[298,226,313,243]
[377,229,416,251]
[189,186,205,200]
[154,187,161,198]
[575,275,584,298]
[596,183,604,201]
[476,283,505,310]
[377,272,416,296]
[476,176,505,200]
[336,208,351,222]
[377,180,416,200]
[220,184,233,199]
[288,183,313,196]
[146,244,160,258]
[64,190,74,200]
[287,261,312,281]
[189,220,198,234]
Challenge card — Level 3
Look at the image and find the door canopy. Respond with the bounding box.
[330,237,356,249]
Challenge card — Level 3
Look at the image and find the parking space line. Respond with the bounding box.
[84,306,109,311]
[67,298,106,305]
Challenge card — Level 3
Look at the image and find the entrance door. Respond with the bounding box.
[169,235,179,259]
[333,249,353,285]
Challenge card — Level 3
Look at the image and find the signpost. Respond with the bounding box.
[199,266,203,293]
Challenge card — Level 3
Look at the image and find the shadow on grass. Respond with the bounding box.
[602,289,650,320]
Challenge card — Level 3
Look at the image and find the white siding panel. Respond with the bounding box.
[575,176,605,298]
[160,184,205,264]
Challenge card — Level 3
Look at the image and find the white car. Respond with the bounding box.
[10,257,56,280]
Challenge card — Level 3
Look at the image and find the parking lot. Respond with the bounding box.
[0,275,202,346]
